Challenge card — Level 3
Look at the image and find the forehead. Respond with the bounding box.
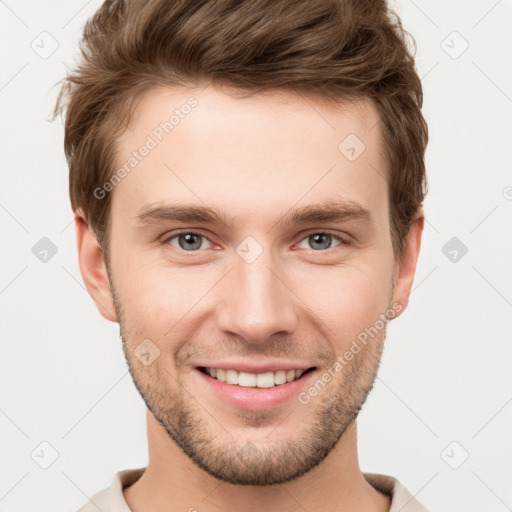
[112,84,388,229]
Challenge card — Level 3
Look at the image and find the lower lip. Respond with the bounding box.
[194,367,317,410]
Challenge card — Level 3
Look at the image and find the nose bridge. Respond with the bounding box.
[216,242,298,343]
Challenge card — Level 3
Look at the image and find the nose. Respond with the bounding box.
[216,248,299,344]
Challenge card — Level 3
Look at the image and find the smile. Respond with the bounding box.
[198,366,316,388]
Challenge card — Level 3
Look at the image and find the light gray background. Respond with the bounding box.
[1,1,511,511]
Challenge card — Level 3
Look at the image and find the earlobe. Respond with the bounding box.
[390,208,425,318]
[75,212,118,323]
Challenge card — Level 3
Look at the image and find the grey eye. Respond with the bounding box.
[308,233,332,250]
[297,233,342,251]
[170,233,208,251]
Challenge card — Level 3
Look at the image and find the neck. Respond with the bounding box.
[123,410,390,512]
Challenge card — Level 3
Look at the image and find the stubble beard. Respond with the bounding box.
[110,279,386,486]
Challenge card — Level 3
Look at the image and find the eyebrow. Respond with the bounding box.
[135,199,374,230]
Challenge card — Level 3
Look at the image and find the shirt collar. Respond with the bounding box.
[81,467,430,512]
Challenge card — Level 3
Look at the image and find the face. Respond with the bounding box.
[79,84,422,486]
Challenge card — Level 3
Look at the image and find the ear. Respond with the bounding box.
[390,207,425,319]
[75,211,118,323]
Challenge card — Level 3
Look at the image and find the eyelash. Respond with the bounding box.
[161,230,350,255]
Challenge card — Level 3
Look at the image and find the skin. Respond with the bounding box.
[76,83,424,512]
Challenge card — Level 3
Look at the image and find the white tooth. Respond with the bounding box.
[210,368,305,387]
[286,369,296,382]
[256,371,275,388]
[274,370,287,385]
[238,371,257,387]
[225,369,239,385]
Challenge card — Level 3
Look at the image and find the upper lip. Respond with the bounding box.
[196,361,317,373]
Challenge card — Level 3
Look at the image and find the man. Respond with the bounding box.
[55,0,429,510]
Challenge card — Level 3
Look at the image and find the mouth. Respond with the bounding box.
[192,362,320,410]
[197,366,317,388]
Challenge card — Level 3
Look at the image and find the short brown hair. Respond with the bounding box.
[54,0,428,259]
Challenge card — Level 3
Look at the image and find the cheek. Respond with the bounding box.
[113,255,216,332]
[294,263,391,343]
